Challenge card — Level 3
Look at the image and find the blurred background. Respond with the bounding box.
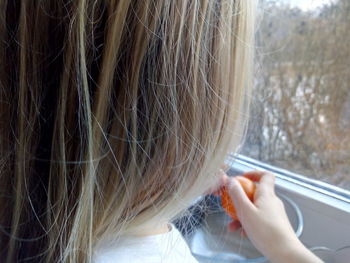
[241,0,350,190]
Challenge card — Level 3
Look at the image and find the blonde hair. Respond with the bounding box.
[0,0,256,262]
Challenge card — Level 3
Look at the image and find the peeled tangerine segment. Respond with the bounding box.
[220,176,256,221]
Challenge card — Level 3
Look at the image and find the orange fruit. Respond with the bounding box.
[220,176,256,220]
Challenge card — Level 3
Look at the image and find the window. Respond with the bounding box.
[181,2,350,262]
[241,0,350,191]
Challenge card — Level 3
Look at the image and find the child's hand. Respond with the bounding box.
[225,171,324,263]
[226,171,297,257]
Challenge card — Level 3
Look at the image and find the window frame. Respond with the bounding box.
[226,154,350,213]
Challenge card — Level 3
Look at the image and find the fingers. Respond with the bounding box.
[259,172,276,194]
[243,170,267,182]
[244,171,276,195]
[227,177,255,216]
[228,220,241,232]
[227,221,247,238]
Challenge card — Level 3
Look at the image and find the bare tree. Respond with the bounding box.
[242,0,350,189]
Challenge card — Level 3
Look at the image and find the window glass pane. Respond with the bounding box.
[241,0,350,190]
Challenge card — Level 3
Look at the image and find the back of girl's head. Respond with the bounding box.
[0,0,255,262]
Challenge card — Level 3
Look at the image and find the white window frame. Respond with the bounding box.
[227,154,350,212]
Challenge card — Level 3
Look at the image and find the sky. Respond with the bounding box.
[285,0,336,11]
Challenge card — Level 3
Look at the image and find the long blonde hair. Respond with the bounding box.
[0,0,256,262]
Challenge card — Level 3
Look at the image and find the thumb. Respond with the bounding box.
[258,173,276,195]
[227,177,255,217]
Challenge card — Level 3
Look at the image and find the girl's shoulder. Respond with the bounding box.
[93,224,198,263]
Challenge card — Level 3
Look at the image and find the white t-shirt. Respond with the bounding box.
[93,224,199,263]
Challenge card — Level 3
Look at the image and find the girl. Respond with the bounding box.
[0,0,323,262]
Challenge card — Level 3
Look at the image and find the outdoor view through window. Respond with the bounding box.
[241,0,350,191]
